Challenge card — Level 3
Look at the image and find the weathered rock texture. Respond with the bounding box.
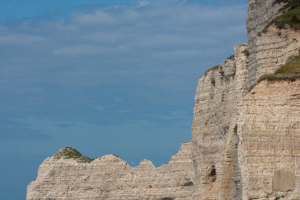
[191,44,249,200]
[238,80,300,200]
[27,143,195,200]
[27,0,300,199]
[273,170,296,192]
[247,0,300,88]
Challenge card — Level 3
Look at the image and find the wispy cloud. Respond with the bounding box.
[0,0,247,125]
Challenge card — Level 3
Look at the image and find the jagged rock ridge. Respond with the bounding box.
[27,143,195,200]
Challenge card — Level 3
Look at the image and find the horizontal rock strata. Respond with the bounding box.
[27,143,195,200]
[246,0,284,88]
[238,79,300,200]
[191,44,249,200]
[247,0,300,88]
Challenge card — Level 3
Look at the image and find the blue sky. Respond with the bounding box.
[0,0,247,199]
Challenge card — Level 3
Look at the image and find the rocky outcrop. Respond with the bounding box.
[27,143,195,200]
[27,0,300,199]
[247,0,300,88]
[191,44,249,200]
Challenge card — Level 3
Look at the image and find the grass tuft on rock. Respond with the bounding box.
[257,73,300,83]
[204,65,219,76]
[274,0,300,10]
[274,6,300,29]
[53,147,94,163]
[275,55,300,75]
[248,55,300,92]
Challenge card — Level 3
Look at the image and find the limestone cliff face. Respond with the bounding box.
[239,1,300,199]
[27,143,195,200]
[191,44,249,200]
[247,0,300,88]
[238,80,300,200]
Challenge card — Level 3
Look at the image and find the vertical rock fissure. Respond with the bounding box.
[191,44,249,200]
[231,126,243,200]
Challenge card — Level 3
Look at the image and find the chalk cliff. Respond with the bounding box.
[238,79,300,200]
[27,143,195,200]
[247,0,300,88]
[27,0,300,199]
[191,44,249,200]
[239,1,300,198]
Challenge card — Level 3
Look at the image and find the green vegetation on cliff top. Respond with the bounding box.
[204,65,219,76]
[203,54,236,76]
[274,0,300,10]
[54,147,94,163]
[248,54,300,92]
[274,0,300,29]
[257,55,300,84]
[275,55,300,75]
[274,7,300,29]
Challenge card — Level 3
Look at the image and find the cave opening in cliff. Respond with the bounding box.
[208,165,217,182]
[209,166,216,176]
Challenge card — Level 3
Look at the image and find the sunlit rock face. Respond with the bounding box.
[27,143,195,200]
[246,0,300,89]
[191,44,249,200]
[238,79,300,200]
[238,1,300,199]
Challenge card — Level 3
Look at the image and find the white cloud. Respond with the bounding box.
[0,34,45,44]
[0,0,247,116]
[73,10,116,25]
[138,1,150,7]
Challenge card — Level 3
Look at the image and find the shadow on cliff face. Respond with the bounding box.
[208,165,217,182]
